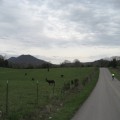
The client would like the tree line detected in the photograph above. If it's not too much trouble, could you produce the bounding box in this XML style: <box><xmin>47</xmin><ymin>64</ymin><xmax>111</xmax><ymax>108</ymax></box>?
<box><xmin>0</xmin><ymin>55</ymin><xmax>120</xmax><ymax>69</ymax></box>
<box><xmin>0</xmin><ymin>56</ymin><xmax>8</xmax><ymax>67</ymax></box>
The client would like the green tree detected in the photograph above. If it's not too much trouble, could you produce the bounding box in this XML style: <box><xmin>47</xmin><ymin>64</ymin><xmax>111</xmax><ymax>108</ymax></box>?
<box><xmin>0</xmin><ymin>55</ymin><xmax>8</xmax><ymax>67</ymax></box>
<box><xmin>73</xmin><ymin>59</ymin><xmax>81</xmax><ymax>67</ymax></box>
<box><xmin>110</xmin><ymin>58</ymin><xmax>117</xmax><ymax>68</ymax></box>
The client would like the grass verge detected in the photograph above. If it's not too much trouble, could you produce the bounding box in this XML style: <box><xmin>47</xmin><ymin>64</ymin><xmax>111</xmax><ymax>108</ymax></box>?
<box><xmin>109</xmin><ymin>68</ymin><xmax>120</xmax><ymax>80</ymax></box>
<box><xmin>50</xmin><ymin>68</ymin><xmax>99</xmax><ymax>120</ymax></box>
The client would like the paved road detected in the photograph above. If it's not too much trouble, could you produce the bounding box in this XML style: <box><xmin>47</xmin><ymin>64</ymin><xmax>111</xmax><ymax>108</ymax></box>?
<box><xmin>71</xmin><ymin>68</ymin><xmax>120</xmax><ymax>120</ymax></box>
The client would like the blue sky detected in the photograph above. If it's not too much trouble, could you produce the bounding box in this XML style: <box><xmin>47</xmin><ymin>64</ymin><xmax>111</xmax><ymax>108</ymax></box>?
<box><xmin>0</xmin><ymin>0</ymin><xmax>120</xmax><ymax>63</ymax></box>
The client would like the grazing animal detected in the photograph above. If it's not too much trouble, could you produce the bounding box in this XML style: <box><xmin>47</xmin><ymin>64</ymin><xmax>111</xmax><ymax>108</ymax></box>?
<box><xmin>46</xmin><ymin>78</ymin><xmax>55</xmax><ymax>86</ymax></box>
<box><xmin>32</xmin><ymin>78</ymin><xmax>35</xmax><ymax>81</ymax></box>
<box><xmin>25</xmin><ymin>73</ymin><xmax>27</xmax><ymax>76</ymax></box>
<box><xmin>61</xmin><ymin>74</ymin><xmax>64</xmax><ymax>78</ymax></box>
<box><xmin>71</xmin><ymin>80</ymin><xmax>74</xmax><ymax>85</ymax></box>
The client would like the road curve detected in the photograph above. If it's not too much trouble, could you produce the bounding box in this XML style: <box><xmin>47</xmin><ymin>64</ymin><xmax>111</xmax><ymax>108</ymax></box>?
<box><xmin>71</xmin><ymin>68</ymin><xmax>120</xmax><ymax>120</ymax></box>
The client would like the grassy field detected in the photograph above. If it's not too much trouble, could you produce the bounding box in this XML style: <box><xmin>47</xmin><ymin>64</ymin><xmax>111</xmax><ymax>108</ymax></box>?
<box><xmin>51</xmin><ymin>68</ymin><xmax>99</xmax><ymax>120</ymax></box>
<box><xmin>0</xmin><ymin>67</ymin><xmax>98</xmax><ymax>120</ymax></box>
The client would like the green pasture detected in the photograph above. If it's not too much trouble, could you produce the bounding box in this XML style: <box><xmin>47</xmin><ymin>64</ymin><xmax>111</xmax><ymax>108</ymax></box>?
<box><xmin>0</xmin><ymin>67</ymin><xmax>95</xmax><ymax>119</ymax></box>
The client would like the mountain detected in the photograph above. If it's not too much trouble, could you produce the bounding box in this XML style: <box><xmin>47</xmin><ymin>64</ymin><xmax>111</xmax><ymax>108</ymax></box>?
<box><xmin>8</xmin><ymin>55</ymin><xmax>50</xmax><ymax>68</ymax></box>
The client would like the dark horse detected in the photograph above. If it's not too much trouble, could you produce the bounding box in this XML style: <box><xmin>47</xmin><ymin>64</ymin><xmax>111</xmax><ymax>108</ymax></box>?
<box><xmin>46</xmin><ymin>78</ymin><xmax>55</xmax><ymax>86</ymax></box>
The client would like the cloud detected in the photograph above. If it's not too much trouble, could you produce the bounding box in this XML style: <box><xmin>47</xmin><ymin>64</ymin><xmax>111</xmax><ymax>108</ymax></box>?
<box><xmin>0</xmin><ymin>0</ymin><xmax>120</xmax><ymax>63</ymax></box>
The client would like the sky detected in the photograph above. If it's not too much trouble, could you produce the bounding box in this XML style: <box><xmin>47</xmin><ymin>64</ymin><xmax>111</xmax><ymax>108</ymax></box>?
<box><xmin>0</xmin><ymin>0</ymin><xmax>120</xmax><ymax>64</ymax></box>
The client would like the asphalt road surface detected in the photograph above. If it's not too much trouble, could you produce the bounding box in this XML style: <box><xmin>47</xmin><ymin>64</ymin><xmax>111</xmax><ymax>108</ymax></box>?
<box><xmin>71</xmin><ymin>68</ymin><xmax>120</xmax><ymax>120</ymax></box>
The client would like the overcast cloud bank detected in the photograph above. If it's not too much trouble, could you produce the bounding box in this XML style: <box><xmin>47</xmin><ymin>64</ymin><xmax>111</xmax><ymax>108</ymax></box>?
<box><xmin>0</xmin><ymin>0</ymin><xmax>120</xmax><ymax>63</ymax></box>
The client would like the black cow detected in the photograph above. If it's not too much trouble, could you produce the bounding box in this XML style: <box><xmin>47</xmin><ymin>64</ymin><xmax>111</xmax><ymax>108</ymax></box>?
<box><xmin>46</xmin><ymin>78</ymin><xmax>55</xmax><ymax>86</ymax></box>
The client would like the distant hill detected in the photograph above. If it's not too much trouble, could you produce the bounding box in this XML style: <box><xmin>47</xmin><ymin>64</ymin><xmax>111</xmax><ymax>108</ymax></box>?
<box><xmin>8</xmin><ymin>55</ymin><xmax>50</xmax><ymax>68</ymax></box>
<box><xmin>7</xmin><ymin>54</ymin><xmax>120</xmax><ymax>68</ymax></box>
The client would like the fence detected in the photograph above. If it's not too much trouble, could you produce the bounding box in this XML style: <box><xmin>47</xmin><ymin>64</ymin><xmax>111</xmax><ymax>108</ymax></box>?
<box><xmin>0</xmin><ymin>67</ymin><xmax>98</xmax><ymax>120</ymax></box>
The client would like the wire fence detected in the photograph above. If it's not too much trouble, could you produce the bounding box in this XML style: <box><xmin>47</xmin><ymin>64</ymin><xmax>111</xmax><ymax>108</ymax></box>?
<box><xmin>0</xmin><ymin>68</ymin><xmax>98</xmax><ymax>120</ymax></box>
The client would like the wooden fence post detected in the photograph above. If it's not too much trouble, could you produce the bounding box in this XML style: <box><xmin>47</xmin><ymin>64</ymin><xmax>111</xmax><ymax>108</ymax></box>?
<box><xmin>6</xmin><ymin>80</ymin><xmax>9</xmax><ymax>116</ymax></box>
<box><xmin>53</xmin><ymin>85</ymin><xmax>55</xmax><ymax>95</ymax></box>
<box><xmin>36</xmin><ymin>80</ymin><xmax>39</xmax><ymax>106</ymax></box>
